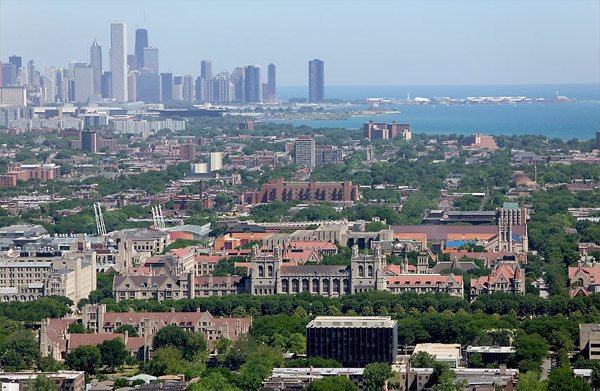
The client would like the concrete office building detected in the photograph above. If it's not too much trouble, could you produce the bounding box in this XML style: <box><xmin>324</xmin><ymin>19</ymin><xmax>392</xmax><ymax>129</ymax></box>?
<box><xmin>160</xmin><ymin>73</ymin><xmax>173</xmax><ymax>102</ymax></box>
<box><xmin>244</xmin><ymin>65</ymin><xmax>261</xmax><ymax>103</ymax></box>
<box><xmin>201</xmin><ymin>60</ymin><xmax>212</xmax><ymax>80</ymax></box>
<box><xmin>309</xmin><ymin>59</ymin><xmax>324</xmax><ymax>102</ymax></box>
<box><xmin>138</xmin><ymin>73</ymin><xmax>161</xmax><ymax>103</ymax></box>
<box><xmin>81</xmin><ymin>130</ymin><xmax>97</xmax><ymax>153</ymax></box>
<box><xmin>73</xmin><ymin>65</ymin><xmax>94</xmax><ymax>103</ymax></box>
<box><xmin>0</xmin><ymin>86</ymin><xmax>26</xmax><ymax>106</ymax></box>
<box><xmin>143</xmin><ymin>47</ymin><xmax>159</xmax><ymax>74</ymax></box>
<box><xmin>135</xmin><ymin>28</ymin><xmax>148</xmax><ymax>70</ymax></box>
<box><xmin>208</xmin><ymin>152</ymin><xmax>223</xmax><ymax>172</ymax></box>
<box><xmin>580</xmin><ymin>324</ymin><xmax>600</xmax><ymax>359</ymax></box>
<box><xmin>2</xmin><ymin>63</ymin><xmax>17</xmax><ymax>86</ymax></box>
<box><xmin>266</xmin><ymin>63</ymin><xmax>277</xmax><ymax>103</ymax></box>
<box><xmin>173</xmin><ymin>76</ymin><xmax>183</xmax><ymax>101</ymax></box>
<box><xmin>295</xmin><ymin>135</ymin><xmax>316</xmax><ymax>168</ymax></box>
<box><xmin>90</xmin><ymin>40</ymin><xmax>102</xmax><ymax>97</ymax></box>
<box><xmin>183</xmin><ymin>74</ymin><xmax>194</xmax><ymax>102</ymax></box>
<box><xmin>232</xmin><ymin>66</ymin><xmax>245</xmax><ymax>102</ymax></box>
<box><xmin>101</xmin><ymin>71</ymin><xmax>112</xmax><ymax>99</ymax></box>
<box><xmin>306</xmin><ymin>316</ymin><xmax>398</xmax><ymax>367</ymax></box>
<box><xmin>110</xmin><ymin>22</ymin><xmax>128</xmax><ymax>102</ymax></box>
<box><xmin>127</xmin><ymin>71</ymin><xmax>138</xmax><ymax>102</ymax></box>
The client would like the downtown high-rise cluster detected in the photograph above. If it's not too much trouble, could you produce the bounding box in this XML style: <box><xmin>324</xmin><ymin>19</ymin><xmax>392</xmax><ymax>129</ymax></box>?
<box><xmin>0</xmin><ymin>22</ymin><xmax>326</xmax><ymax>105</ymax></box>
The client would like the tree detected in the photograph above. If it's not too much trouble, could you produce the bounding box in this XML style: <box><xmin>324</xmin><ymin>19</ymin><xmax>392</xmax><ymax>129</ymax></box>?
<box><xmin>113</xmin><ymin>378</ymin><xmax>130</xmax><ymax>389</ymax></box>
<box><xmin>215</xmin><ymin>338</ymin><xmax>232</xmax><ymax>362</ymax></box>
<box><xmin>547</xmin><ymin>367</ymin><xmax>590</xmax><ymax>391</ymax></box>
<box><xmin>306</xmin><ymin>376</ymin><xmax>360</xmax><ymax>391</ymax></box>
<box><xmin>188</xmin><ymin>372</ymin><xmax>239</xmax><ymax>391</ymax></box>
<box><xmin>65</xmin><ymin>345</ymin><xmax>101</xmax><ymax>375</ymax></box>
<box><xmin>152</xmin><ymin>325</ymin><xmax>187</xmax><ymax>351</ymax></box>
<box><xmin>27</xmin><ymin>375</ymin><xmax>58</xmax><ymax>391</ymax></box>
<box><xmin>147</xmin><ymin>347</ymin><xmax>186</xmax><ymax>377</ymax></box>
<box><xmin>592</xmin><ymin>367</ymin><xmax>600</xmax><ymax>391</ymax></box>
<box><xmin>410</xmin><ymin>351</ymin><xmax>437</xmax><ymax>368</ymax></box>
<box><xmin>99</xmin><ymin>338</ymin><xmax>128</xmax><ymax>371</ymax></box>
<box><xmin>36</xmin><ymin>356</ymin><xmax>62</xmax><ymax>372</ymax></box>
<box><xmin>363</xmin><ymin>363</ymin><xmax>392</xmax><ymax>391</ymax></box>
<box><xmin>226</xmin><ymin>334</ymin><xmax>259</xmax><ymax>368</ymax></box>
<box><xmin>3</xmin><ymin>330</ymin><xmax>41</xmax><ymax>369</ymax></box>
<box><xmin>517</xmin><ymin>371</ymin><xmax>547</xmax><ymax>391</ymax></box>
<box><xmin>113</xmin><ymin>324</ymin><xmax>138</xmax><ymax>337</ymax></box>
<box><xmin>67</xmin><ymin>322</ymin><xmax>91</xmax><ymax>334</ymax></box>
<box><xmin>509</xmin><ymin>333</ymin><xmax>549</xmax><ymax>373</ymax></box>
<box><xmin>468</xmin><ymin>353</ymin><xmax>484</xmax><ymax>368</ymax></box>
<box><xmin>184</xmin><ymin>332</ymin><xmax>208</xmax><ymax>362</ymax></box>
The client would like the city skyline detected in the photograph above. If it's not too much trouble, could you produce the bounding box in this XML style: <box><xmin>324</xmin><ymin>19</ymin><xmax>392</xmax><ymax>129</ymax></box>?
<box><xmin>0</xmin><ymin>0</ymin><xmax>598</xmax><ymax>86</ymax></box>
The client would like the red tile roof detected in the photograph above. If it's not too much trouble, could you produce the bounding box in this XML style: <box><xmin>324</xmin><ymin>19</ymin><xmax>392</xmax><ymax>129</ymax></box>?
<box><xmin>69</xmin><ymin>333</ymin><xmax>124</xmax><ymax>350</ymax></box>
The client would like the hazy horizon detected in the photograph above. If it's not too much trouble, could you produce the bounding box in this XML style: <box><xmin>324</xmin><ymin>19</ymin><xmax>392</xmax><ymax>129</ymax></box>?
<box><xmin>1</xmin><ymin>0</ymin><xmax>599</xmax><ymax>86</ymax></box>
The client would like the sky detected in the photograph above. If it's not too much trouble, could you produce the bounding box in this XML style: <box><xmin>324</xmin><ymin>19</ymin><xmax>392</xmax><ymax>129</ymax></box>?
<box><xmin>1</xmin><ymin>0</ymin><xmax>599</xmax><ymax>86</ymax></box>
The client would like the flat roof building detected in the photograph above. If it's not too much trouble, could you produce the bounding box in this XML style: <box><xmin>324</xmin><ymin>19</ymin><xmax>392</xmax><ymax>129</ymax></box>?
<box><xmin>306</xmin><ymin>316</ymin><xmax>398</xmax><ymax>367</ymax></box>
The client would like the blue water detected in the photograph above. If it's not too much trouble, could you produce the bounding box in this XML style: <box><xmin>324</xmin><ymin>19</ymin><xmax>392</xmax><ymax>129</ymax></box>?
<box><xmin>270</xmin><ymin>84</ymin><xmax>600</xmax><ymax>139</ymax></box>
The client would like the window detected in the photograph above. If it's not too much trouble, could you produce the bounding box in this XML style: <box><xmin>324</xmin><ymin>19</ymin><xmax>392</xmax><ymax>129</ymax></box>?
<box><xmin>368</xmin><ymin>265</ymin><xmax>373</xmax><ymax>277</ymax></box>
<box><xmin>358</xmin><ymin>265</ymin><xmax>364</xmax><ymax>277</ymax></box>
<box><xmin>258</xmin><ymin>265</ymin><xmax>264</xmax><ymax>277</ymax></box>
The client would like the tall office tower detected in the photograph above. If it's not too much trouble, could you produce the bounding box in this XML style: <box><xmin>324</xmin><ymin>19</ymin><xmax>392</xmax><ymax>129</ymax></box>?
<box><xmin>267</xmin><ymin>63</ymin><xmax>276</xmax><ymax>103</ymax></box>
<box><xmin>73</xmin><ymin>65</ymin><xmax>94</xmax><ymax>103</ymax></box>
<box><xmin>127</xmin><ymin>71</ymin><xmax>138</xmax><ymax>102</ymax></box>
<box><xmin>138</xmin><ymin>72</ymin><xmax>161</xmax><ymax>103</ymax></box>
<box><xmin>2</xmin><ymin>63</ymin><xmax>17</xmax><ymax>85</ymax></box>
<box><xmin>27</xmin><ymin>60</ymin><xmax>36</xmax><ymax>86</ymax></box>
<box><xmin>0</xmin><ymin>61</ymin><xmax>3</xmax><ymax>86</ymax></box>
<box><xmin>160</xmin><ymin>73</ymin><xmax>172</xmax><ymax>102</ymax></box>
<box><xmin>101</xmin><ymin>71</ymin><xmax>112</xmax><ymax>99</ymax></box>
<box><xmin>232</xmin><ymin>66</ymin><xmax>245</xmax><ymax>102</ymax></box>
<box><xmin>143</xmin><ymin>47</ymin><xmax>159</xmax><ymax>74</ymax></box>
<box><xmin>82</xmin><ymin>131</ymin><xmax>98</xmax><ymax>153</ymax></box>
<box><xmin>90</xmin><ymin>39</ymin><xmax>102</xmax><ymax>97</ymax></box>
<box><xmin>182</xmin><ymin>75</ymin><xmax>194</xmax><ymax>102</ymax></box>
<box><xmin>309</xmin><ymin>59</ymin><xmax>324</xmax><ymax>102</ymax></box>
<box><xmin>243</xmin><ymin>65</ymin><xmax>261</xmax><ymax>103</ymax></box>
<box><xmin>110</xmin><ymin>22</ymin><xmax>128</xmax><ymax>102</ymax></box>
<box><xmin>127</xmin><ymin>54</ymin><xmax>137</xmax><ymax>72</ymax></box>
<box><xmin>208</xmin><ymin>152</ymin><xmax>222</xmax><ymax>172</ymax></box>
<box><xmin>8</xmin><ymin>56</ymin><xmax>21</xmax><ymax>68</ymax></box>
<box><xmin>294</xmin><ymin>135</ymin><xmax>316</xmax><ymax>168</ymax></box>
<box><xmin>195</xmin><ymin>77</ymin><xmax>206</xmax><ymax>102</ymax></box>
<box><xmin>134</xmin><ymin>28</ymin><xmax>148</xmax><ymax>70</ymax></box>
<box><xmin>173</xmin><ymin>76</ymin><xmax>183</xmax><ymax>101</ymax></box>
<box><xmin>201</xmin><ymin>60</ymin><xmax>212</xmax><ymax>80</ymax></box>
<box><xmin>41</xmin><ymin>69</ymin><xmax>55</xmax><ymax>103</ymax></box>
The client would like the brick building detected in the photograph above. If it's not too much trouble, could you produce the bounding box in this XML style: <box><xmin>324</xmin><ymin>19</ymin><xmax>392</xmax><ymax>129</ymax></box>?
<box><xmin>363</xmin><ymin>121</ymin><xmax>411</xmax><ymax>141</ymax></box>
<box><xmin>243</xmin><ymin>177</ymin><xmax>359</xmax><ymax>204</ymax></box>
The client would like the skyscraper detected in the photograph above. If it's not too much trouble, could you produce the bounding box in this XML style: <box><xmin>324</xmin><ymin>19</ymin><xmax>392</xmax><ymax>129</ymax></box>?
<box><xmin>143</xmin><ymin>47</ymin><xmax>159</xmax><ymax>74</ymax></box>
<box><xmin>110</xmin><ymin>22</ymin><xmax>127</xmax><ymax>102</ymax></box>
<box><xmin>160</xmin><ymin>73</ymin><xmax>173</xmax><ymax>102</ymax></box>
<box><xmin>74</xmin><ymin>65</ymin><xmax>94</xmax><ymax>103</ymax></box>
<box><xmin>81</xmin><ymin>131</ymin><xmax>98</xmax><ymax>153</ymax></box>
<box><xmin>135</xmin><ymin>28</ymin><xmax>148</xmax><ymax>70</ymax></box>
<box><xmin>267</xmin><ymin>63</ymin><xmax>276</xmax><ymax>103</ymax></box>
<box><xmin>8</xmin><ymin>56</ymin><xmax>21</xmax><ymax>68</ymax></box>
<box><xmin>294</xmin><ymin>135</ymin><xmax>316</xmax><ymax>168</ymax></box>
<box><xmin>232</xmin><ymin>66</ymin><xmax>245</xmax><ymax>102</ymax></box>
<box><xmin>173</xmin><ymin>76</ymin><xmax>183</xmax><ymax>101</ymax></box>
<box><xmin>309</xmin><ymin>59</ymin><xmax>324</xmax><ymax>102</ymax></box>
<box><xmin>244</xmin><ymin>65</ymin><xmax>261</xmax><ymax>103</ymax></box>
<box><xmin>183</xmin><ymin>74</ymin><xmax>194</xmax><ymax>102</ymax></box>
<box><xmin>27</xmin><ymin>60</ymin><xmax>36</xmax><ymax>86</ymax></box>
<box><xmin>201</xmin><ymin>60</ymin><xmax>212</xmax><ymax>80</ymax></box>
<box><xmin>90</xmin><ymin>39</ymin><xmax>102</xmax><ymax>97</ymax></box>
<box><xmin>138</xmin><ymin>72</ymin><xmax>161</xmax><ymax>103</ymax></box>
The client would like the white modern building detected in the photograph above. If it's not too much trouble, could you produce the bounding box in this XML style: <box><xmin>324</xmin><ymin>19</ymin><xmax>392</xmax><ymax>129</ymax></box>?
<box><xmin>73</xmin><ymin>66</ymin><xmax>94</xmax><ymax>103</ymax></box>
<box><xmin>110</xmin><ymin>22</ymin><xmax>128</xmax><ymax>102</ymax></box>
